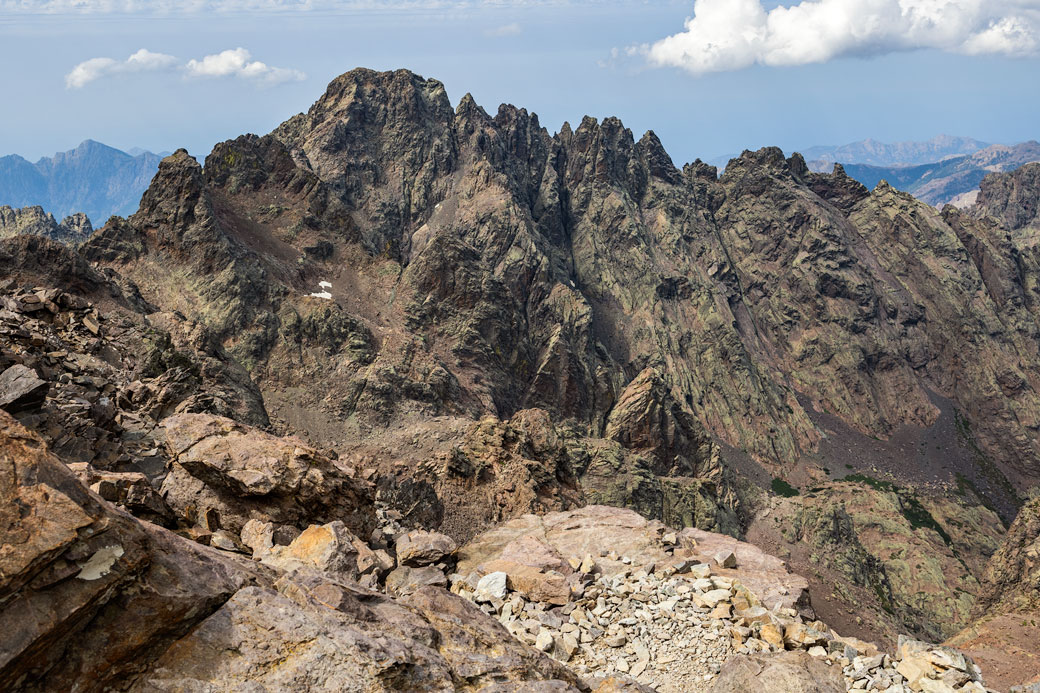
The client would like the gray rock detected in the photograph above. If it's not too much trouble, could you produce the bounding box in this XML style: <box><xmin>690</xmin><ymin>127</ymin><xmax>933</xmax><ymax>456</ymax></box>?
<box><xmin>0</xmin><ymin>364</ymin><xmax>48</xmax><ymax>413</ymax></box>
<box><xmin>709</xmin><ymin>651</ymin><xmax>846</xmax><ymax>692</ymax></box>
<box><xmin>386</xmin><ymin>565</ymin><xmax>448</xmax><ymax>596</ymax></box>
<box><xmin>477</xmin><ymin>571</ymin><xmax>509</xmax><ymax>601</ymax></box>
<box><xmin>713</xmin><ymin>550</ymin><xmax>737</xmax><ymax>569</ymax></box>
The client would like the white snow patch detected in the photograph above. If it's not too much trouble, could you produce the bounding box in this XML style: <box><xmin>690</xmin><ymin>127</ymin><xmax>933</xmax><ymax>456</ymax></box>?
<box><xmin>76</xmin><ymin>545</ymin><xmax>124</xmax><ymax>580</ymax></box>
<box><xmin>309</xmin><ymin>291</ymin><xmax>333</xmax><ymax>300</ymax></box>
<box><xmin>319</xmin><ymin>280</ymin><xmax>332</xmax><ymax>289</ymax></box>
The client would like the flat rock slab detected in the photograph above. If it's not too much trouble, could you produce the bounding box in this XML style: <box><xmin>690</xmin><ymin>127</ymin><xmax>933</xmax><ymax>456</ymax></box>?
<box><xmin>457</xmin><ymin>505</ymin><xmax>811</xmax><ymax>613</ymax></box>
<box><xmin>708</xmin><ymin>651</ymin><xmax>846</xmax><ymax>693</ymax></box>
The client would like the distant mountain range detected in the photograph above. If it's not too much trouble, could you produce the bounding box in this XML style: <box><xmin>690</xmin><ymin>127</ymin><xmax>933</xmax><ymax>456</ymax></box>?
<box><xmin>800</xmin><ymin>135</ymin><xmax>991</xmax><ymax>168</ymax></box>
<box><xmin>808</xmin><ymin>141</ymin><xmax>1040</xmax><ymax>207</ymax></box>
<box><xmin>0</xmin><ymin>140</ymin><xmax>166</xmax><ymax>227</ymax></box>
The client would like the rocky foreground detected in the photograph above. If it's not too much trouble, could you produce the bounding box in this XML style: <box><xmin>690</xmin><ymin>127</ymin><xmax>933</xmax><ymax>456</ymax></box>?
<box><xmin>0</xmin><ymin>406</ymin><xmax>1009</xmax><ymax>692</ymax></box>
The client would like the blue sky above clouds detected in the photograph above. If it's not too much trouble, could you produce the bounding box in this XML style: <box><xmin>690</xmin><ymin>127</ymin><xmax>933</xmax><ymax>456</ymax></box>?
<box><xmin>1</xmin><ymin>0</ymin><xmax>1038</xmax><ymax>165</ymax></box>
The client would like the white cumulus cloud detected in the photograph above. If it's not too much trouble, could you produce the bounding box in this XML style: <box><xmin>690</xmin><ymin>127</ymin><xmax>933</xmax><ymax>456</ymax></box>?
<box><xmin>185</xmin><ymin>48</ymin><xmax>306</xmax><ymax>85</ymax></box>
<box><xmin>65</xmin><ymin>47</ymin><xmax>305</xmax><ymax>89</ymax></box>
<box><xmin>65</xmin><ymin>49</ymin><xmax>177</xmax><ymax>88</ymax></box>
<box><xmin>643</xmin><ymin>0</ymin><xmax>1040</xmax><ymax>75</ymax></box>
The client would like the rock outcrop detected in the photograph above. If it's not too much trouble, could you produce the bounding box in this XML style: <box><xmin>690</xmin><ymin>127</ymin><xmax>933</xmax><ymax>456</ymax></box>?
<box><xmin>0</xmin><ymin>409</ymin><xmax>597</xmax><ymax>692</ymax></box>
<box><xmin>947</xmin><ymin>494</ymin><xmax>1040</xmax><ymax>691</ymax></box>
<box><xmin>708</xmin><ymin>651</ymin><xmax>846</xmax><ymax>693</ymax></box>
<box><xmin>160</xmin><ymin>413</ymin><xmax>375</xmax><ymax>539</ymax></box>
<box><xmin>973</xmin><ymin>162</ymin><xmax>1040</xmax><ymax>232</ymax></box>
<box><xmin>0</xmin><ymin>410</ymin><xmax>255</xmax><ymax>692</ymax></box>
<box><xmin>0</xmin><ymin>205</ymin><xmax>93</xmax><ymax>244</ymax></box>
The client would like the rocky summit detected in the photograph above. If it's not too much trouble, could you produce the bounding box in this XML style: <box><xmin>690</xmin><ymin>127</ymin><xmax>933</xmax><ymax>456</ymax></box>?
<box><xmin>2</xmin><ymin>67</ymin><xmax>1040</xmax><ymax>692</ymax></box>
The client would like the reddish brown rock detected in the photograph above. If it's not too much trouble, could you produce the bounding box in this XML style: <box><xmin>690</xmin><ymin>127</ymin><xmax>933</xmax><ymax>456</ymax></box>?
<box><xmin>160</xmin><ymin>413</ymin><xmax>375</xmax><ymax>537</ymax></box>
<box><xmin>479</xmin><ymin>559</ymin><xmax>572</xmax><ymax>606</ymax></box>
<box><xmin>0</xmin><ymin>410</ymin><xmax>255</xmax><ymax>692</ymax></box>
<box><xmin>457</xmin><ymin>506</ymin><xmax>812</xmax><ymax>613</ymax></box>
<box><xmin>0</xmin><ymin>364</ymin><xmax>48</xmax><ymax>413</ymax></box>
<box><xmin>395</xmin><ymin>529</ymin><xmax>457</xmax><ymax>567</ymax></box>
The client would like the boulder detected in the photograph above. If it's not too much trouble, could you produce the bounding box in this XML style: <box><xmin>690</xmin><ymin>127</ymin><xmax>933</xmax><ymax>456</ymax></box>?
<box><xmin>385</xmin><ymin>565</ymin><xmax>449</xmax><ymax>596</ymax></box>
<box><xmin>69</xmin><ymin>464</ymin><xmax>175</xmax><ymax>527</ymax></box>
<box><xmin>500</xmin><ymin>534</ymin><xmax>568</xmax><ymax>573</ymax></box>
<box><xmin>160</xmin><ymin>413</ymin><xmax>375</xmax><ymax>537</ymax></box>
<box><xmin>476</xmin><ymin>571</ymin><xmax>509</xmax><ymax>601</ymax></box>
<box><xmin>480</xmin><ymin>559</ymin><xmax>571</xmax><ymax>605</ymax></box>
<box><xmin>259</xmin><ymin>521</ymin><xmax>360</xmax><ymax>580</ymax></box>
<box><xmin>708</xmin><ymin>651</ymin><xmax>846</xmax><ymax>692</ymax></box>
<box><xmin>395</xmin><ymin>529</ymin><xmax>457</xmax><ymax>567</ymax></box>
<box><xmin>0</xmin><ymin>410</ymin><xmax>255</xmax><ymax>691</ymax></box>
<box><xmin>0</xmin><ymin>364</ymin><xmax>48</xmax><ymax>413</ymax></box>
<box><xmin>713</xmin><ymin>550</ymin><xmax>737</xmax><ymax>569</ymax></box>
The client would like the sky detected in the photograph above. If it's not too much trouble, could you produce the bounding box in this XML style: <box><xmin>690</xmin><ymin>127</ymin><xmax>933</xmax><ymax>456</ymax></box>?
<box><xmin>1</xmin><ymin>0</ymin><xmax>1039</xmax><ymax>167</ymax></box>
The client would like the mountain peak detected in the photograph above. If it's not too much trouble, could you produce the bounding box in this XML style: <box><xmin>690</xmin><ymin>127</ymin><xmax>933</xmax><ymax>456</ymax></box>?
<box><xmin>0</xmin><ymin>140</ymin><xmax>165</xmax><ymax>224</ymax></box>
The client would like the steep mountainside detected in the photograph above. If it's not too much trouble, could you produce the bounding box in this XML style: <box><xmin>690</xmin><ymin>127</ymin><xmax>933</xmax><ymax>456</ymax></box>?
<box><xmin>0</xmin><ymin>140</ymin><xmax>163</xmax><ymax>227</ymax></box>
<box><xmin>6</xmin><ymin>68</ymin><xmax>1040</xmax><ymax>666</ymax></box>
<box><xmin>811</xmin><ymin>142</ymin><xmax>1040</xmax><ymax>207</ymax></box>
<box><xmin>973</xmin><ymin>162</ymin><xmax>1040</xmax><ymax>232</ymax></box>
<box><xmin>947</xmin><ymin>494</ymin><xmax>1040</xmax><ymax>691</ymax></box>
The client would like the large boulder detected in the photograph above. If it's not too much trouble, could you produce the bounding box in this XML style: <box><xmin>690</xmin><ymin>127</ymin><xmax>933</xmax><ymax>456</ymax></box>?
<box><xmin>132</xmin><ymin>578</ymin><xmax>584</xmax><ymax>692</ymax></box>
<box><xmin>160</xmin><ymin>413</ymin><xmax>375</xmax><ymax>537</ymax></box>
<box><xmin>0</xmin><ymin>364</ymin><xmax>48</xmax><ymax>413</ymax></box>
<box><xmin>395</xmin><ymin>529</ymin><xmax>457</xmax><ymax>567</ymax></box>
<box><xmin>0</xmin><ymin>410</ymin><xmax>256</xmax><ymax>692</ymax></box>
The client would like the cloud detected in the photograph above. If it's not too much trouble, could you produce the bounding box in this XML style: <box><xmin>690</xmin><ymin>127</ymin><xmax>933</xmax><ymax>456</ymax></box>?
<box><xmin>484</xmin><ymin>22</ymin><xmax>522</xmax><ymax>37</ymax></box>
<box><xmin>66</xmin><ymin>49</ymin><xmax>177</xmax><ymax>88</ymax></box>
<box><xmin>66</xmin><ymin>47</ymin><xmax>304</xmax><ymax>88</ymax></box>
<box><xmin>642</xmin><ymin>0</ymin><xmax>1040</xmax><ymax>75</ymax></box>
<box><xmin>185</xmin><ymin>48</ymin><xmax>306</xmax><ymax>85</ymax></box>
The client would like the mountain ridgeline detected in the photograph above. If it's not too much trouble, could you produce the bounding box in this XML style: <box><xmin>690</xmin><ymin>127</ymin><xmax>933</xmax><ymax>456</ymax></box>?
<box><xmin>80</xmin><ymin>69</ymin><xmax>1040</xmax><ymax>494</ymax></box>
<box><xmin>812</xmin><ymin>141</ymin><xmax>1040</xmax><ymax>207</ymax></box>
<box><xmin>5</xmin><ymin>68</ymin><xmax>1040</xmax><ymax>668</ymax></box>
<box><xmin>801</xmin><ymin>135</ymin><xmax>992</xmax><ymax>168</ymax></box>
<box><xmin>0</xmin><ymin>139</ymin><xmax>163</xmax><ymax>226</ymax></box>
